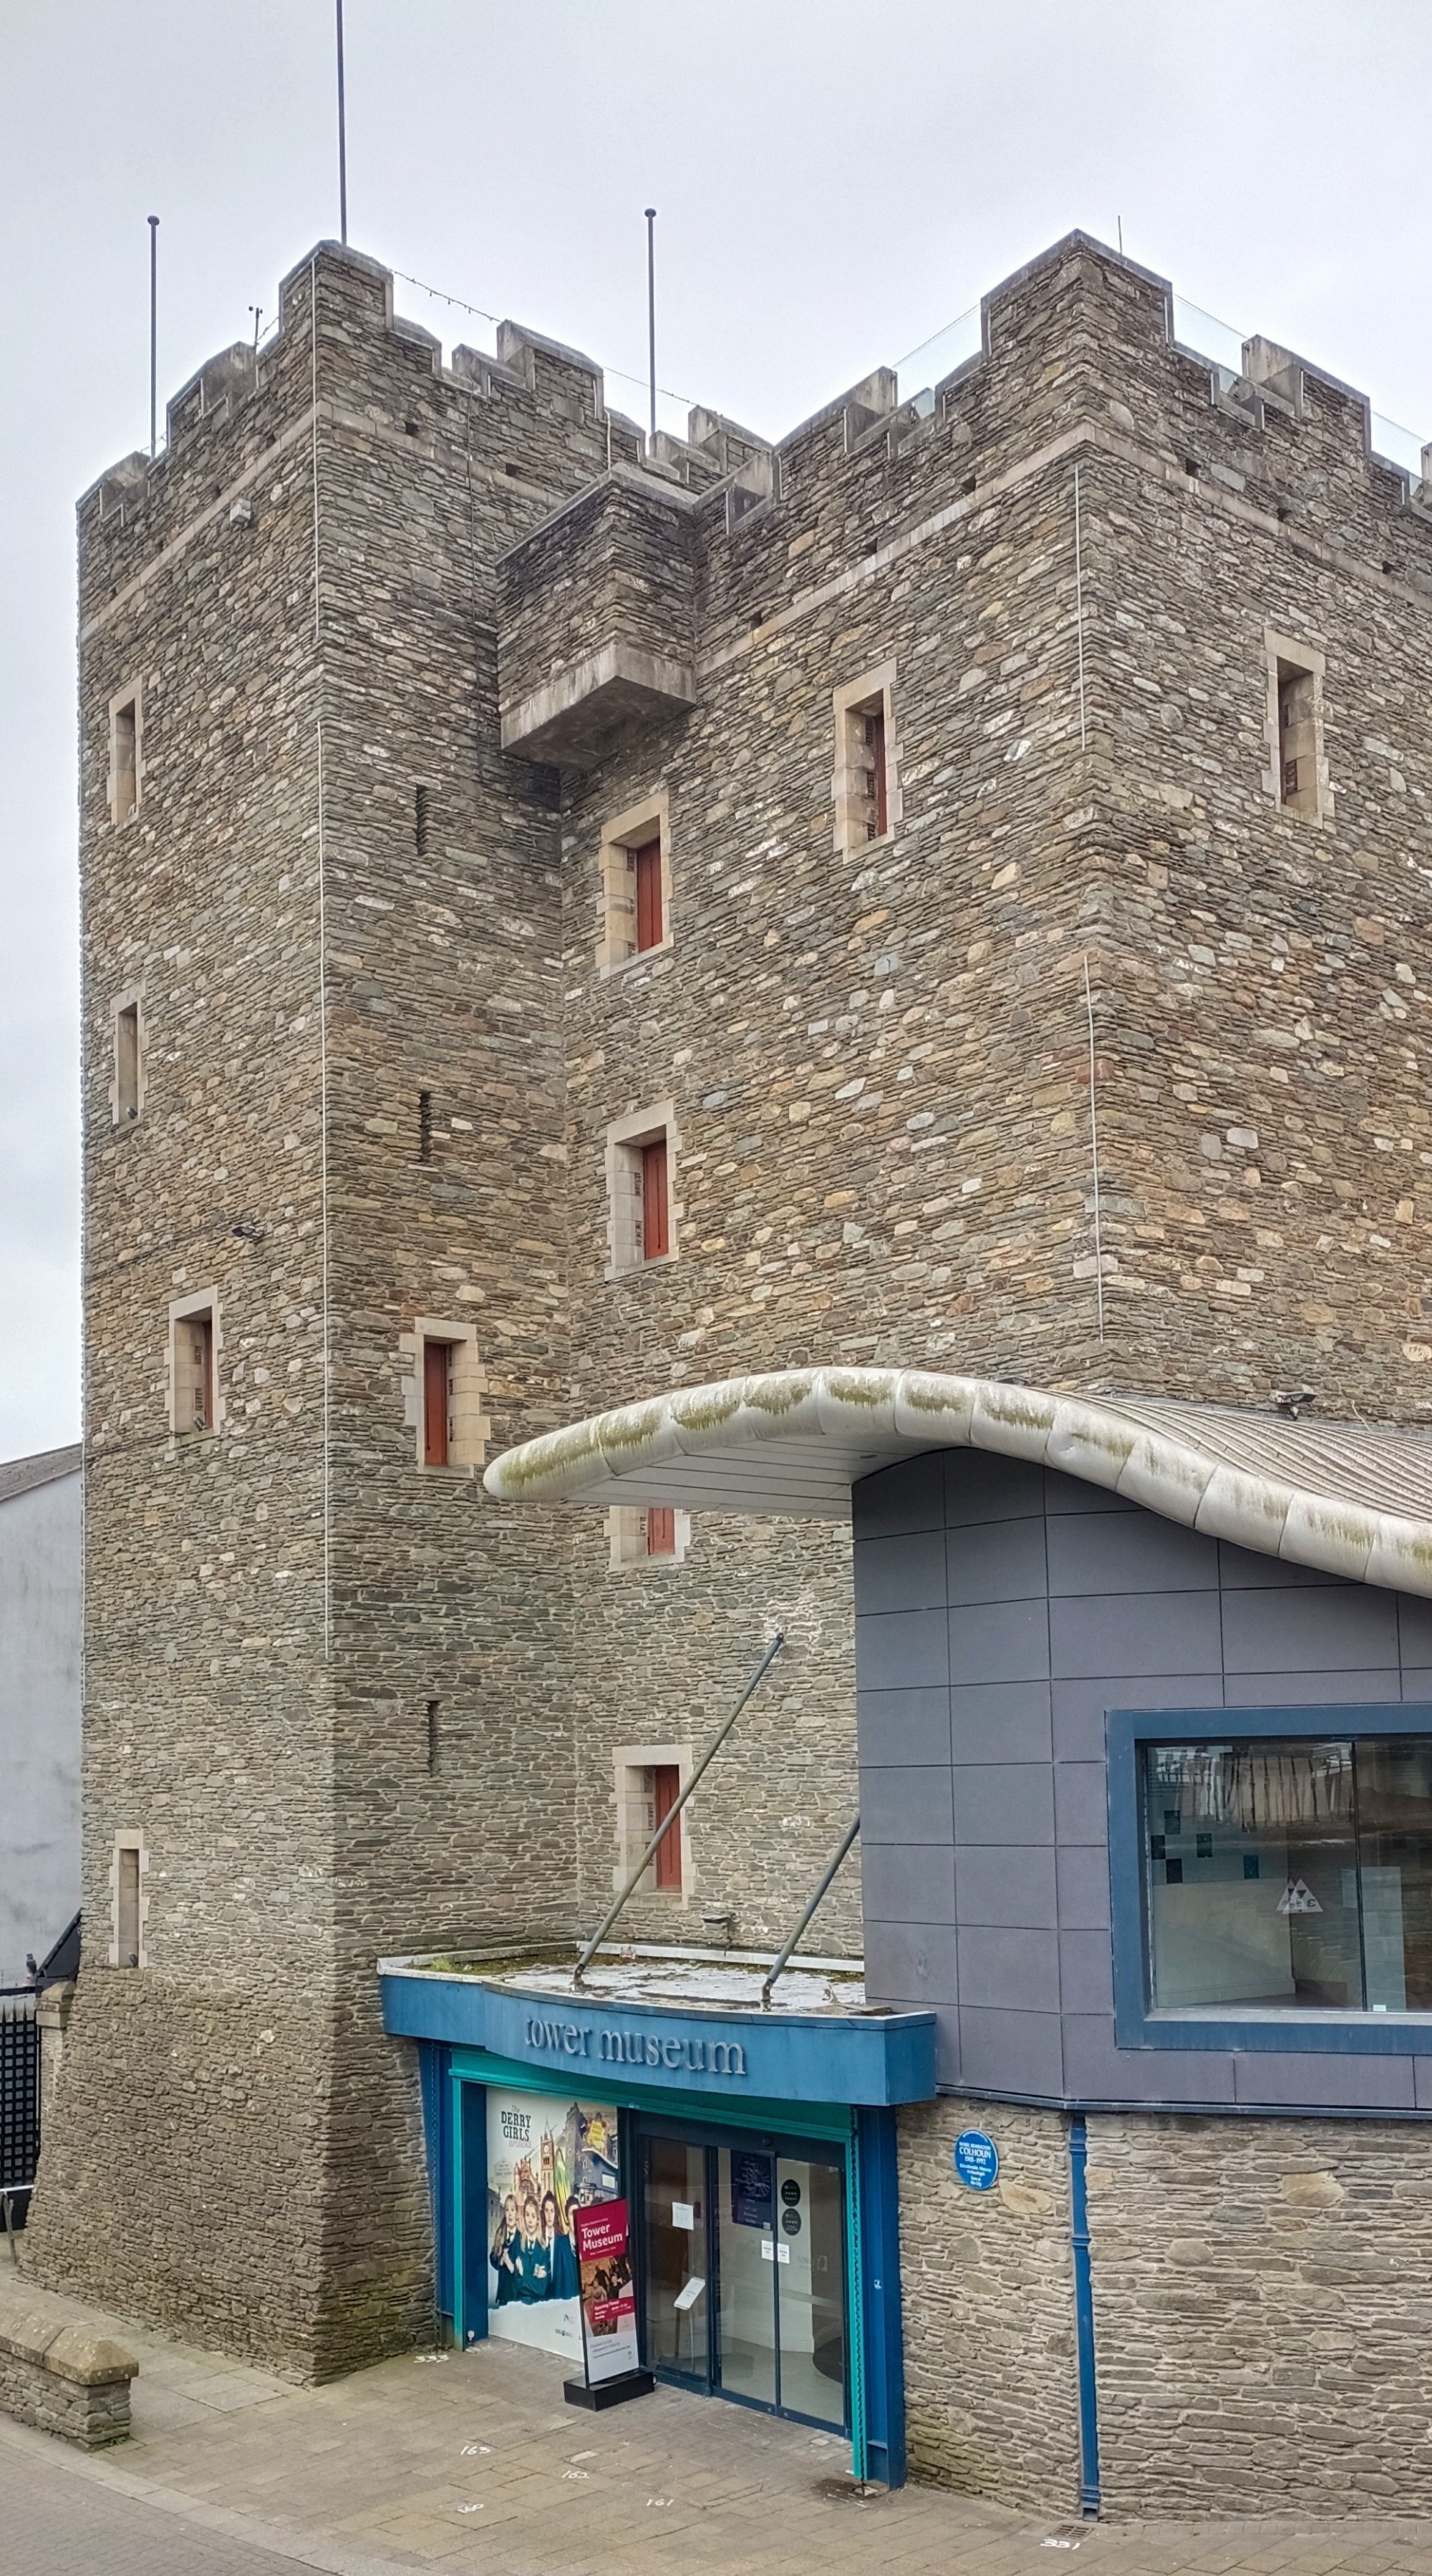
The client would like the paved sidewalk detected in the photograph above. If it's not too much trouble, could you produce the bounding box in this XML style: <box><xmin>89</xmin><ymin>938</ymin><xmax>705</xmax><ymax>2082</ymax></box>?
<box><xmin>5</xmin><ymin>2262</ymin><xmax>1432</xmax><ymax>2575</ymax></box>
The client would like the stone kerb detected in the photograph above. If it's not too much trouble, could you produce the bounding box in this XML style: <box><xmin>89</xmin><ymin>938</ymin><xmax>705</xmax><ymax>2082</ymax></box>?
<box><xmin>0</xmin><ymin>2303</ymin><xmax>137</xmax><ymax>2447</ymax></box>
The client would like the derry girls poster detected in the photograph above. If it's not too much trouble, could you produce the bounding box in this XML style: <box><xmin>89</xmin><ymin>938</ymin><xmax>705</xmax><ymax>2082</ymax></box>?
<box><xmin>485</xmin><ymin>2091</ymin><xmax>620</xmax><ymax>2362</ymax></box>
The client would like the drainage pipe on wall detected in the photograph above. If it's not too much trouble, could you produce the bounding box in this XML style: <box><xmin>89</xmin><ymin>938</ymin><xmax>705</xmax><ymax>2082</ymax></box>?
<box><xmin>1068</xmin><ymin>2114</ymin><xmax>1101</xmax><ymax>2517</ymax></box>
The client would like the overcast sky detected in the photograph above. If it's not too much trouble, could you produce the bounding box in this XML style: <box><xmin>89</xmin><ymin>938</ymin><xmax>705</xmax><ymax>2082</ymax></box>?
<box><xmin>1</xmin><ymin>0</ymin><xmax>1429</xmax><ymax>1462</ymax></box>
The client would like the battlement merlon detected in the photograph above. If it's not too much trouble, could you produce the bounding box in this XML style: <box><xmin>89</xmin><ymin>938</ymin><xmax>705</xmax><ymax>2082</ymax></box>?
<box><xmin>74</xmin><ymin>241</ymin><xmax>663</xmax><ymax>615</ymax></box>
<box><xmin>76</xmin><ymin>230</ymin><xmax>1432</xmax><ymax>631</ymax></box>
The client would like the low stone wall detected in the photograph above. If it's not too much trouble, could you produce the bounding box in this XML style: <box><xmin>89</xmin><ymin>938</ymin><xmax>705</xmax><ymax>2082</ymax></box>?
<box><xmin>0</xmin><ymin>2305</ymin><xmax>136</xmax><ymax>2446</ymax></box>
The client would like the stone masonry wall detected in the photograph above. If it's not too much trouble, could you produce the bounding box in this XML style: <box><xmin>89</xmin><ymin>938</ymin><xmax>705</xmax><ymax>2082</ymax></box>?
<box><xmin>1088</xmin><ymin>2110</ymin><xmax>1432</xmax><ymax>2517</ymax></box>
<box><xmin>556</xmin><ymin>230</ymin><xmax>1432</xmax><ymax>1429</ymax></box>
<box><xmin>897</xmin><ymin>2092</ymin><xmax>1081</xmax><ymax>2513</ymax></box>
<box><xmin>47</xmin><ymin>220</ymin><xmax>1432</xmax><ymax>2386</ymax></box>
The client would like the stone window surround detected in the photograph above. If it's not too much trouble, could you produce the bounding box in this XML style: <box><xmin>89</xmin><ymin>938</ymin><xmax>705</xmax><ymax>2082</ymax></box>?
<box><xmin>604</xmin><ymin>1100</ymin><xmax>679</xmax><ymax>1275</ymax></box>
<box><xmin>110</xmin><ymin>985</ymin><xmax>146</xmax><ymax>1127</ymax></box>
<box><xmin>107</xmin><ymin>678</ymin><xmax>144</xmax><ymax>828</ymax></box>
<box><xmin>167</xmin><ymin>1287</ymin><xmax>223</xmax><ymax>1439</ymax></box>
<box><xmin>608</xmin><ymin>1504</ymin><xmax>693</xmax><ymax>1569</ymax></box>
<box><xmin>831</xmin><ymin>661</ymin><xmax>902</xmax><ymax>858</ymax></box>
<box><xmin>1262</xmin><ymin>626</ymin><xmax>1333</xmax><ymax>825</ymax></box>
<box><xmin>398</xmin><ymin>1316</ymin><xmax>490</xmax><ymax>1474</ymax></box>
<box><xmin>596</xmin><ymin>789</ymin><xmax>672</xmax><ymax>978</ymax></box>
<box><xmin>108</xmin><ymin>1831</ymin><xmax>149</xmax><ymax>1970</ymax></box>
<box><xmin>611</xmin><ymin>1741</ymin><xmax>692</xmax><ymax>1898</ymax></box>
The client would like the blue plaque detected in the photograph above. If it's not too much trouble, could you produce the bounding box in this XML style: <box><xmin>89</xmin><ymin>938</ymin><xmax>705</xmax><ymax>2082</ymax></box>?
<box><xmin>953</xmin><ymin>2129</ymin><xmax>999</xmax><ymax>2192</ymax></box>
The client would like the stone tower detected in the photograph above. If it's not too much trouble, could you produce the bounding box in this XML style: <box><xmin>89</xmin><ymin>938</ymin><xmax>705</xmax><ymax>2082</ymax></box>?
<box><xmin>32</xmin><ymin>225</ymin><xmax>1432</xmax><ymax>2378</ymax></box>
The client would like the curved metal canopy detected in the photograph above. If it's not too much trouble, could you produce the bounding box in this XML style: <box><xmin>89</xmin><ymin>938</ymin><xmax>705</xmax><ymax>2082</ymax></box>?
<box><xmin>483</xmin><ymin>1366</ymin><xmax>1432</xmax><ymax>1599</ymax></box>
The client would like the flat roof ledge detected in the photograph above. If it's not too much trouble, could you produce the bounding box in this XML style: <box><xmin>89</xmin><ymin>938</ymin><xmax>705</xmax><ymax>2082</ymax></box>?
<box><xmin>379</xmin><ymin>1952</ymin><xmax>937</xmax><ymax>2107</ymax></box>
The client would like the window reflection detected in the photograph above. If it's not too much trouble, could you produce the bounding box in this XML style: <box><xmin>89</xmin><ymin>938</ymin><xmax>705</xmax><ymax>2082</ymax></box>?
<box><xmin>1143</xmin><ymin>1736</ymin><xmax>1432</xmax><ymax>2014</ymax></box>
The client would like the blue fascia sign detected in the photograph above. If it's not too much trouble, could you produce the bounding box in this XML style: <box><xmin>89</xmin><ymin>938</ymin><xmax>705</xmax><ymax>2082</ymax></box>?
<box><xmin>953</xmin><ymin>2129</ymin><xmax>999</xmax><ymax>2191</ymax></box>
<box><xmin>379</xmin><ymin>1963</ymin><xmax>937</xmax><ymax>2107</ymax></box>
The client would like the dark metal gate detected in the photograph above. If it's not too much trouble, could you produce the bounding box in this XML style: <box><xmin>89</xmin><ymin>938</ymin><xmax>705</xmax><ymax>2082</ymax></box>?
<box><xmin>0</xmin><ymin>1989</ymin><xmax>40</xmax><ymax>2234</ymax></box>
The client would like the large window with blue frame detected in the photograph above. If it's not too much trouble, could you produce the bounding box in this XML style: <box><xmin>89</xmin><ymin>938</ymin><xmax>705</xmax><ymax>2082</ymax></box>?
<box><xmin>1143</xmin><ymin>1734</ymin><xmax>1432</xmax><ymax>2013</ymax></box>
<box><xmin>1108</xmin><ymin>1705</ymin><xmax>1432</xmax><ymax>2051</ymax></box>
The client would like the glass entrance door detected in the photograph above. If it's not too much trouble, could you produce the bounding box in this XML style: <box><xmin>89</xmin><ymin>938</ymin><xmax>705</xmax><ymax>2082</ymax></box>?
<box><xmin>637</xmin><ymin>2125</ymin><xmax>848</xmax><ymax>2433</ymax></box>
<box><xmin>640</xmin><ymin>2134</ymin><xmax>712</xmax><ymax>2388</ymax></box>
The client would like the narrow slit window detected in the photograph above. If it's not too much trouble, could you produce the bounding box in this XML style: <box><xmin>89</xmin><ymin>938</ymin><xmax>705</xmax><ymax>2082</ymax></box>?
<box><xmin>652</xmin><ymin>1763</ymin><xmax>682</xmax><ymax>1891</ymax></box>
<box><xmin>423</xmin><ymin>1338</ymin><xmax>453</xmax><ymax>1467</ymax></box>
<box><xmin>634</xmin><ymin>837</ymin><xmax>664</xmax><ymax>953</ymax></box>
<box><xmin>864</xmin><ymin>705</ymin><xmax>889</xmax><ymax>839</ymax></box>
<box><xmin>641</xmin><ymin>1137</ymin><xmax>669</xmax><ymax>1260</ymax></box>
<box><xmin>112</xmin><ymin>694</ymin><xmax>139</xmax><ymax>823</ymax></box>
<box><xmin>646</xmin><ymin>1506</ymin><xmax>677</xmax><ymax>1557</ymax></box>
<box><xmin>115</xmin><ymin>1843</ymin><xmax>142</xmax><ymax>1968</ymax></box>
<box><xmin>415</xmin><ymin>784</ymin><xmax>430</xmax><ymax>855</ymax></box>
<box><xmin>115</xmin><ymin>1000</ymin><xmax>141</xmax><ymax>1123</ymax></box>
<box><xmin>833</xmin><ymin>671</ymin><xmax>898</xmax><ymax>855</ymax></box>
<box><xmin>174</xmin><ymin>1312</ymin><xmax>215</xmax><ymax>1434</ymax></box>
<box><xmin>1277</xmin><ymin>661</ymin><xmax>1317</xmax><ymax>817</ymax></box>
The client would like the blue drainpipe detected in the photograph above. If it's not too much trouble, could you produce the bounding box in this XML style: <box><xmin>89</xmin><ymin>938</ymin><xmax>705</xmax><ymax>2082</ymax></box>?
<box><xmin>1068</xmin><ymin>2114</ymin><xmax>1101</xmax><ymax>2517</ymax></box>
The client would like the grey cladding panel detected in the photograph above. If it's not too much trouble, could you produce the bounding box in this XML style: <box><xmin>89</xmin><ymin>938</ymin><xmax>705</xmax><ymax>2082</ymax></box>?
<box><xmin>1058</xmin><ymin>1928</ymin><xmax>1114</xmax><ymax>2015</ymax></box>
<box><xmin>856</xmin><ymin>1605</ymin><xmax>949</xmax><ymax>1691</ymax></box>
<box><xmin>954</xmin><ymin>1844</ymin><xmax>1058</xmax><ymax>1930</ymax></box>
<box><xmin>1060</xmin><ymin>2013</ymin><xmax>1236</xmax><ymax>2104</ymax></box>
<box><xmin>946</xmin><ymin>1515</ymin><xmax>1047</xmax><ymax>1605</ymax></box>
<box><xmin>957</xmin><ymin>2006</ymin><xmax>1064</xmax><ymax>2096</ymax></box>
<box><xmin>949</xmin><ymin>1679</ymin><xmax>1053</xmax><ymax>1765</ymax></box>
<box><xmin>853</xmin><ymin>1452</ymin><xmax>944</xmax><ymax>1539</ymax></box>
<box><xmin>957</xmin><ymin>1924</ymin><xmax>1061</xmax><ymax>2013</ymax></box>
<box><xmin>943</xmin><ymin>1449</ymin><xmax>1045</xmax><ymax>1527</ymax></box>
<box><xmin>1049</xmin><ymin>1589</ymin><xmax>1223</xmax><ymax>1680</ymax></box>
<box><xmin>1219</xmin><ymin>1583</ymin><xmax>1400</xmax><ymax>1676</ymax></box>
<box><xmin>861</xmin><ymin>1763</ymin><xmax>954</xmax><ymax>1849</ymax></box>
<box><xmin>862</xmin><ymin>1919</ymin><xmax>959</xmax><ymax>2008</ymax></box>
<box><xmin>949</xmin><ymin>1597</ymin><xmax>1050</xmax><ymax>1685</ymax></box>
<box><xmin>1045</xmin><ymin>1510</ymin><xmax>1217</xmax><ymax>1598</ymax></box>
<box><xmin>1222</xmin><ymin>1670</ymin><xmax>1402</xmax><ymax>1709</ymax></box>
<box><xmin>1052</xmin><ymin>1671</ymin><xmax>1224</xmax><ymax>1761</ymax></box>
<box><xmin>951</xmin><ymin>1761</ymin><xmax>1055</xmax><ymax>1846</ymax></box>
<box><xmin>854</xmin><ymin>1528</ymin><xmax>949</xmax><ymax>1615</ymax></box>
<box><xmin>861</xmin><ymin>1840</ymin><xmax>957</xmax><ymax>1926</ymax></box>
<box><xmin>857</xmin><ymin>1685</ymin><xmax>952</xmax><ymax>1766</ymax></box>
<box><xmin>1232</xmin><ymin>2051</ymin><xmax>1416</xmax><ymax>2111</ymax></box>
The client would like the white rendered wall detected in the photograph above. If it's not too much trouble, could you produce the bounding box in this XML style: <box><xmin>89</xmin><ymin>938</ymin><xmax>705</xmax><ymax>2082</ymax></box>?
<box><xmin>0</xmin><ymin>1472</ymin><xmax>80</xmax><ymax>1982</ymax></box>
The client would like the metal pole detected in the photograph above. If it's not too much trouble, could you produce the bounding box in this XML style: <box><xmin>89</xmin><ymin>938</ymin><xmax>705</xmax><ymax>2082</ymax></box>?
<box><xmin>644</xmin><ymin>207</ymin><xmax>657</xmax><ymax>443</ymax></box>
<box><xmin>147</xmin><ymin>216</ymin><xmax>159</xmax><ymax>457</ymax></box>
<box><xmin>336</xmin><ymin>0</ymin><xmax>349</xmax><ymax>246</ymax></box>
<box><xmin>574</xmin><ymin>1630</ymin><xmax>785</xmax><ymax>1986</ymax></box>
<box><xmin>760</xmin><ymin>1813</ymin><xmax>861</xmax><ymax>2007</ymax></box>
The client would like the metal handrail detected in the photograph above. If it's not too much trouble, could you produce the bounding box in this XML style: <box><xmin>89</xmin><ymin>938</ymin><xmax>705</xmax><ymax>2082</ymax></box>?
<box><xmin>573</xmin><ymin>1630</ymin><xmax>785</xmax><ymax>1988</ymax></box>
<box><xmin>760</xmin><ymin>1813</ymin><xmax>861</xmax><ymax>2007</ymax></box>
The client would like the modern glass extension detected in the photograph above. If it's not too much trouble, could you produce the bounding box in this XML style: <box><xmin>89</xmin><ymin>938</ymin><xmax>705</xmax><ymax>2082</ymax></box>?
<box><xmin>1143</xmin><ymin>1734</ymin><xmax>1432</xmax><ymax>2013</ymax></box>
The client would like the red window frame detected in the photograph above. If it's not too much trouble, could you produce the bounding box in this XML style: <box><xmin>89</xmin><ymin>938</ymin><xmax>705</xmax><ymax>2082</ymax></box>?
<box><xmin>652</xmin><ymin>1762</ymin><xmax>682</xmax><ymax>1890</ymax></box>
<box><xmin>423</xmin><ymin>1339</ymin><xmax>452</xmax><ymax>1467</ymax></box>
<box><xmin>646</xmin><ymin>1507</ymin><xmax>676</xmax><ymax>1557</ymax></box>
<box><xmin>633</xmin><ymin>837</ymin><xmax>664</xmax><ymax>953</ymax></box>
<box><xmin>641</xmin><ymin>1137</ymin><xmax>669</xmax><ymax>1260</ymax></box>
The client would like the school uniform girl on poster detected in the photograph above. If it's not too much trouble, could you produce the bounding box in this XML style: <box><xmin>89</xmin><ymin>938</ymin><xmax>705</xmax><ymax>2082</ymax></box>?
<box><xmin>542</xmin><ymin>2189</ymin><xmax>579</xmax><ymax>2300</ymax></box>
<box><xmin>490</xmin><ymin>2192</ymin><xmax>521</xmax><ymax>2306</ymax></box>
<box><xmin>512</xmin><ymin>2196</ymin><xmax>553</xmax><ymax>2302</ymax></box>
